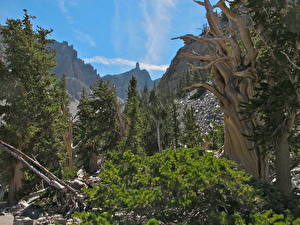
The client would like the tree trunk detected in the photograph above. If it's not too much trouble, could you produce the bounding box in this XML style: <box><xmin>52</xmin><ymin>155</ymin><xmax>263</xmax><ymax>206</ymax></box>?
<box><xmin>63</xmin><ymin>126</ymin><xmax>74</xmax><ymax>167</ymax></box>
<box><xmin>8</xmin><ymin>160</ymin><xmax>23</xmax><ymax>206</ymax></box>
<box><xmin>275</xmin><ymin>131</ymin><xmax>292</xmax><ymax>194</ymax></box>
<box><xmin>88</xmin><ymin>152</ymin><xmax>98</xmax><ymax>174</ymax></box>
<box><xmin>223</xmin><ymin>114</ymin><xmax>260</xmax><ymax>176</ymax></box>
<box><xmin>156</xmin><ymin>121</ymin><xmax>162</xmax><ymax>152</ymax></box>
<box><xmin>174</xmin><ymin>0</ymin><xmax>268</xmax><ymax>179</ymax></box>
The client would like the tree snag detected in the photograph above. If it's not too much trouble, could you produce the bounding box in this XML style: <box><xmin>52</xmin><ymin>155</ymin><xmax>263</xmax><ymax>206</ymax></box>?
<box><xmin>175</xmin><ymin>0</ymin><xmax>268</xmax><ymax>178</ymax></box>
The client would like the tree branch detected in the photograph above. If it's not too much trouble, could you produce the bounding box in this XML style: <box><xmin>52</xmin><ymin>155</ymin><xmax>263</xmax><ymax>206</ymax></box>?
<box><xmin>184</xmin><ymin>82</ymin><xmax>228</xmax><ymax>105</ymax></box>
<box><xmin>0</xmin><ymin>139</ymin><xmax>82</xmax><ymax>198</ymax></box>
<box><xmin>188</xmin><ymin>56</ymin><xmax>230</xmax><ymax>70</ymax></box>
<box><xmin>193</xmin><ymin>0</ymin><xmax>205</xmax><ymax>6</ymax></box>
<box><xmin>216</xmin><ymin>0</ymin><xmax>257</xmax><ymax>63</ymax></box>
<box><xmin>178</xmin><ymin>52</ymin><xmax>216</xmax><ymax>61</ymax></box>
<box><xmin>172</xmin><ymin>34</ymin><xmax>230</xmax><ymax>43</ymax></box>
<box><xmin>281</xmin><ymin>51</ymin><xmax>300</xmax><ymax>71</ymax></box>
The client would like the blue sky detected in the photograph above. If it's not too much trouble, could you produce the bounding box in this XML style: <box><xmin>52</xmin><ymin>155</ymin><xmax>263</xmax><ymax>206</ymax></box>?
<box><xmin>0</xmin><ymin>0</ymin><xmax>218</xmax><ymax>80</ymax></box>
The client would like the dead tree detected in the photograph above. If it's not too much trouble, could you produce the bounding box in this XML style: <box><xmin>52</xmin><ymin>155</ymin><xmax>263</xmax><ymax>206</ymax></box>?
<box><xmin>0</xmin><ymin>140</ymin><xmax>85</xmax><ymax>206</ymax></box>
<box><xmin>173</xmin><ymin>0</ymin><xmax>268</xmax><ymax>178</ymax></box>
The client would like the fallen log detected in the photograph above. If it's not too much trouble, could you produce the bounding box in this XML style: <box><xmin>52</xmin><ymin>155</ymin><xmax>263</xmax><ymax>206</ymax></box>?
<box><xmin>0</xmin><ymin>140</ymin><xmax>84</xmax><ymax>201</ymax></box>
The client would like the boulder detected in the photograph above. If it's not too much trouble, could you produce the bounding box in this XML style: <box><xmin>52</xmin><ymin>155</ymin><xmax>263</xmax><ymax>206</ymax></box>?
<box><xmin>0</xmin><ymin>214</ymin><xmax>14</xmax><ymax>225</ymax></box>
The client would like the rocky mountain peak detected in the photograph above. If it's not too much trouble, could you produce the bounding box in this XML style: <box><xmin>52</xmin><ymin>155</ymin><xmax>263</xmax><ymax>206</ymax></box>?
<box><xmin>135</xmin><ymin>62</ymin><xmax>140</xmax><ymax>70</ymax></box>
<box><xmin>102</xmin><ymin>65</ymin><xmax>155</xmax><ymax>100</ymax></box>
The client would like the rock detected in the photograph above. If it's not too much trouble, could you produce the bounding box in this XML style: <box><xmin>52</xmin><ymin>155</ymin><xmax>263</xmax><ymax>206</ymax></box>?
<box><xmin>50</xmin><ymin>41</ymin><xmax>100</xmax><ymax>101</ymax></box>
<box><xmin>176</xmin><ymin>91</ymin><xmax>223</xmax><ymax>134</ymax></box>
<box><xmin>0</xmin><ymin>214</ymin><xmax>14</xmax><ymax>225</ymax></box>
<box><xmin>102</xmin><ymin>63</ymin><xmax>156</xmax><ymax>100</ymax></box>
<box><xmin>51</xmin><ymin>215</ymin><xmax>66</xmax><ymax>225</ymax></box>
<box><xmin>14</xmin><ymin>217</ymin><xmax>33</xmax><ymax>225</ymax></box>
<box><xmin>291</xmin><ymin>166</ymin><xmax>300</xmax><ymax>190</ymax></box>
<box><xmin>69</xmin><ymin>179</ymin><xmax>88</xmax><ymax>190</ymax></box>
<box><xmin>157</xmin><ymin>39</ymin><xmax>210</xmax><ymax>97</ymax></box>
<box><xmin>20</xmin><ymin>205</ymin><xmax>44</xmax><ymax>220</ymax></box>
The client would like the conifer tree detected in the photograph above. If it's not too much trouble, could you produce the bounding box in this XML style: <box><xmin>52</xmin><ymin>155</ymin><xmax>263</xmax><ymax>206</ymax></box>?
<box><xmin>0</xmin><ymin>10</ymin><xmax>68</xmax><ymax>204</ymax></box>
<box><xmin>182</xmin><ymin>106</ymin><xmax>200</xmax><ymax>148</ymax></box>
<box><xmin>171</xmin><ymin>99</ymin><xmax>181</xmax><ymax>149</ymax></box>
<box><xmin>122</xmin><ymin>77</ymin><xmax>144</xmax><ymax>154</ymax></box>
<box><xmin>139</xmin><ymin>86</ymin><xmax>157</xmax><ymax>155</ymax></box>
<box><xmin>74</xmin><ymin>81</ymin><xmax>119</xmax><ymax>173</ymax></box>
<box><xmin>148</xmin><ymin>89</ymin><xmax>168</xmax><ymax>152</ymax></box>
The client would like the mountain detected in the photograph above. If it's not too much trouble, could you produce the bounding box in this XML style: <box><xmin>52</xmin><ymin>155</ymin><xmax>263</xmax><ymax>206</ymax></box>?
<box><xmin>102</xmin><ymin>62</ymin><xmax>155</xmax><ymax>100</ymax></box>
<box><xmin>157</xmin><ymin>38</ymin><xmax>210</xmax><ymax>97</ymax></box>
<box><xmin>50</xmin><ymin>41</ymin><xmax>100</xmax><ymax>100</ymax></box>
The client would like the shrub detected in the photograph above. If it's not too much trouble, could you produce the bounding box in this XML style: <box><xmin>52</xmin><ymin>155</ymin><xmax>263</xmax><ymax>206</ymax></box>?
<box><xmin>78</xmin><ymin>148</ymin><xmax>265</xmax><ymax>224</ymax></box>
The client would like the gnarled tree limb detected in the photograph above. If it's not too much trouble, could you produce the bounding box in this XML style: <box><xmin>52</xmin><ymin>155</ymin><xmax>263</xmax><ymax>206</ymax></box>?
<box><xmin>188</xmin><ymin>56</ymin><xmax>230</xmax><ymax>70</ymax></box>
<box><xmin>0</xmin><ymin>140</ymin><xmax>83</xmax><ymax>199</ymax></box>
<box><xmin>216</xmin><ymin>0</ymin><xmax>257</xmax><ymax>64</ymax></box>
<box><xmin>184</xmin><ymin>82</ymin><xmax>229</xmax><ymax>106</ymax></box>
<box><xmin>178</xmin><ymin>52</ymin><xmax>216</xmax><ymax>61</ymax></box>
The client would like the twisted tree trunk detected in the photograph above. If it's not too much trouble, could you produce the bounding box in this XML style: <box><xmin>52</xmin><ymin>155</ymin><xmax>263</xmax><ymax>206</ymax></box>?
<box><xmin>175</xmin><ymin>0</ymin><xmax>268</xmax><ymax>178</ymax></box>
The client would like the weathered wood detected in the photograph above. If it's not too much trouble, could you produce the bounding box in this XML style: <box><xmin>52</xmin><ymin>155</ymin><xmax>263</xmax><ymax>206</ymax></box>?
<box><xmin>176</xmin><ymin>0</ymin><xmax>267</xmax><ymax>178</ymax></box>
<box><xmin>0</xmin><ymin>140</ymin><xmax>82</xmax><ymax>199</ymax></box>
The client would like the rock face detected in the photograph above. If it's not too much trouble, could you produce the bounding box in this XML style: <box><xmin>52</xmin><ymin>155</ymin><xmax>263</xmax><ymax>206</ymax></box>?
<box><xmin>157</xmin><ymin>39</ymin><xmax>210</xmax><ymax>97</ymax></box>
<box><xmin>50</xmin><ymin>41</ymin><xmax>100</xmax><ymax>100</ymax></box>
<box><xmin>177</xmin><ymin>90</ymin><xmax>223</xmax><ymax>134</ymax></box>
<box><xmin>102</xmin><ymin>62</ymin><xmax>155</xmax><ymax>100</ymax></box>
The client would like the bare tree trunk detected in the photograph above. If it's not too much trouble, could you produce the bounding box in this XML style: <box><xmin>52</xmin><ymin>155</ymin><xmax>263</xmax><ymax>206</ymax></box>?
<box><xmin>8</xmin><ymin>160</ymin><xmax>23</xmax><ymax>206</ymax></box>
<box><xmin>275</xmin><ymin>131</ymin><xmax>291</xmax><ymax>194</ymax></box>
<box><xmin>223</xmin><ymin>115</ymin><xmax>259</xmax><ymax>176</ymax></box>
<box><xmin>174</xmin><ymin>0</ymin><xmax>269</xmax><ymax>179</ymax></box>
<box><xmin>89</xmin><ymin>152</ymin><xmax>98</xmax><ymax>174</ymax></box>
<box><xmin>156</xmin><ymin>121</ymin><xmax>162</xmax><ymax>152</ymax></box>
<box><xmin>63</xmin><ymin>126</ymin><xmax>74</xmax><ymax>167</ymax></box>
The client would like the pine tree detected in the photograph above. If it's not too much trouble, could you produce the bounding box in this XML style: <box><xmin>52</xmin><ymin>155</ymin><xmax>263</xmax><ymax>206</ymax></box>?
<box><xmin>148</xmin><ymin>89</ymin><xmax>161</xmax><ymax>152</ymax></box>
<box><xmin>0</xmin><ymin>10</ymin><xmax>68</xmax><ymax>204</ymax></box>
<box><xmin>182</xmin><ymin>106</ymin><xmax>200</xmax><ymax>148</ymax></box>
<box><xmin>122</xmin><ymin>77</ymin><xmax>144</xmax><ymax>154</ymax></box>
<box><xmin>171</xmin><ymin>99</ymin><xmax>181</xmax><ymax>149</ymax></box>
<box><xmin>74</xmin><ymin>80</ymin><xmax>119</xmax><ymax>173</ymax></box>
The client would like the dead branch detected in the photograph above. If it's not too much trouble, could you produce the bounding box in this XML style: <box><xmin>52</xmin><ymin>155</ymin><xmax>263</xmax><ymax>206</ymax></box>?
<box><xmin>216</xmin><ymin>0</ymin><xmax>257</xmax><ymax>64</ymax></box>
<box><xmin>0</xmin><ymin>140</ymin><xmax>83</xmax><ymax>199</ymax></box>
<box><xmin>178</xmin><ymin>52</ymin><xmax>216</xmax><ymax>61</ymax></box>
<box><xmin>184</xmin><ymin>82</ymin><xmax>229</xmax><ymax>105</ymax></box>
<box><xmin>188</xmin><ymin>56</ymin><xmax>230</xmax><ymax>70</ymax></box>
<box><xmin>281</xmin><ymin>51</ymin><xmax>300</xmax><ymax>71</ymax></box>
<box><xmin>194</xmin><ymin>0</ymin><xmax>205</xmax><ymax>6</ymax></box>
<box><xmin>172</xmin><ymin>34</ymin><xmax>230</xmax><ymax>43</ymax></box>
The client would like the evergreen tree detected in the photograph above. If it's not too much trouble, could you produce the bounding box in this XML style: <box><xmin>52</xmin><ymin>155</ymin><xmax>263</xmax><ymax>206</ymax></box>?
<box><xmin>0</xmin><ymin>10</ymin><xmax>68</xmax><ymax>204</ymax></box>
<box><xmin>171</xmin><ymin>99</ymin><xmax>181</xmax><ymax>149</ymax></box>
<box><xmin>148</xmin><ymin>89</ymin><xmax>166</xmax><ymax>152</ymax></box>
<box><xmin>122</xmin><ymin>77</ymin><xmax>144</xmax><ymax>154</ymax></box>
<box><xmin>182</xmin><ymin>106</ymin><xmax>200</xmax><ymax>148</ymax></box>
<box><xmin>239</xmin><ymin>0</ymin><xmax>300</xmax><ymax>193</ymax></box>
<box><xmin>139</xmin><ymin>86</ymin><xmax>157</xmax><ymax>155</ymax></box>
<box><xmin>74</xmin><ymin>81</ymin><xmax>119</xmax><ymax>173</ymax></box>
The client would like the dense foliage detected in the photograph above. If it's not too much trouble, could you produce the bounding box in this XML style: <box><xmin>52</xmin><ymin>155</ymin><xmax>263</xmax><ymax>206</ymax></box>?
<box><xmin>74</xmin><ymin>148</ymin><xmax>300</xmax><ymax>224</ymax></box>
<box><xmin>236</xmin><ymin>0</ymin><xmax>300</xmax><ymax>192</ymax></box>
<box><xmin>0</xmin><ymin>10</ymin><xmax>69</xmax><ymax>203</ymax></box>
<box><xmin>74</xmin><ymin>80</ymin><xmax>119</xmax><ymax>173</ymax></box>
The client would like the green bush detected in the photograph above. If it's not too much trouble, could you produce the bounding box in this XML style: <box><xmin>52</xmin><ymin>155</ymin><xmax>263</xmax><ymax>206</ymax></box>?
<box><xmin>74</xmin><ymin>148</ymin><xmax>299</xmax><ymax>224</ymax></box>
<box><xmin>77</xmin><ymin>148</ymin><xmax>264</xmax><ymax>224</ymax></box>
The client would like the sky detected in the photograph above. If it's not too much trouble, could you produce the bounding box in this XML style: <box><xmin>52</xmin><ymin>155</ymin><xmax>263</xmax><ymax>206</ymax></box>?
<box><xmin>0</xmin><ymin>0</ymin><xmax>218</xmax><ymax>80</ymax></box>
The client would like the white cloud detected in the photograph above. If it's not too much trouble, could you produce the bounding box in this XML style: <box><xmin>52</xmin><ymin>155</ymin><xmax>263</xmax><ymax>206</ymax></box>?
<box><xmin>57</xmin><ymin>0</ymin><xmax>75</xmax><ymax>24</ymax></box>
<box><xmin>140</xmin><ymin>0</ymin><xmax>176</xmax><ymax>64</ymax></box>
<box><xmin>84</xmin><ymin>56</ymin><xmax>168</xmax><ymax>72</ymax></box>
<box><xmin>74</xmin><ymin>30</ymin><xmax>96</xmax><ymax>47</ymax></box>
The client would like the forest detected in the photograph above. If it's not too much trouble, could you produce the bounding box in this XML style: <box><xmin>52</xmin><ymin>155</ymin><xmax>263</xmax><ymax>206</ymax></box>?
<box><xmin>0</xmin><ymin>0</ymin><xmax>299</xmax><ymax>224</ymax></box>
